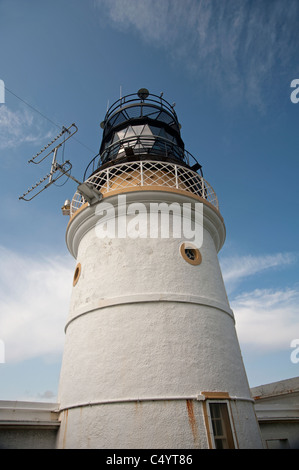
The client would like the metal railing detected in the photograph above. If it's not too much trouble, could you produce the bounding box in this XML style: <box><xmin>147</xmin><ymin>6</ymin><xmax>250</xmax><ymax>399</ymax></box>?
<box><xmin>83</xmin><ymin>135</ymin><xmax>202</xmax><ymax>181</ymax></box>
<box><xmin>70</xmin><ymin>160</ymin><xmax>218</xmax><ymax>216</ymax></box>
<box><xmin>103</xmin><ymin>91</ymin><xmax>179</xmax><ymax>128</ymax></box>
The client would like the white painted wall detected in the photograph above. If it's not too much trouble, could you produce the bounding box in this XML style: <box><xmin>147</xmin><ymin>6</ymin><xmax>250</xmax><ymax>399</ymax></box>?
<box><xmin>57</xmin><ymin>191</ymin><xmax>263</xmax><ymax>448</ymax></box>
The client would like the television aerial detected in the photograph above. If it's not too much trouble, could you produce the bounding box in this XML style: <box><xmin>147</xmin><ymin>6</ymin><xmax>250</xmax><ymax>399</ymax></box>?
<box><xmin>19</xmin><ymin>123</ymin><xmax>103</xmax><ymax>211</ymax></box>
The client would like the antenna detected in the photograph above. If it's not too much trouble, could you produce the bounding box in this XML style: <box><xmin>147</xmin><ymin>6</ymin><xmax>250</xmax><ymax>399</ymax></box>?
<box><xmin>19</xmin><ymin>123</ymin><xmax>81</xmax><ymax>201</ymax></box>
<box><xmin>19</xmin><ymin>122</ymin><xmax>103</xmax><ymax>206</ymax></box>
<box><xmin>28</xmin><ymin>123</ymin><xmax>78</xmax><ymax>164</ymax></box>
<box><xmin>19</xmin><ymin>160</ymin><xmax>78</xmax><ymax>201</ymax></box>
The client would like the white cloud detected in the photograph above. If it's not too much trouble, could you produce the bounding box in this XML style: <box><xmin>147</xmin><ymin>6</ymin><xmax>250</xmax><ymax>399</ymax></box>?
<box><xmin>232</xmin><ymin>287</ymin><xmax>299</xmax><ymax>351</ymax></box>
<box><xmin>0</xmin><ymin>105</ymin><xmax>52</xmax><ymax>149</ymax></box>
<box><xmin>220</xmin><ymin>252</ymin><xmax>296</xmax><ymax>294</ymax></box>
<box><xmin>0</xmin><ymin>246</ymin><xmax>74</xmax><ymax>363</ymax></box>
<box><xmin>219</xmin><ymin>251</ymin><xmax>299</xmax><ymax>351</ymax></box>
<box><xmin>0</xmin><ymin>244</ymin><xmax>297</xmax><ymax>363</ymax></box>
<box><xmin>95</xmin><ymin>0</ymin><xmax>299</xmax><ymax>108</ymax></box>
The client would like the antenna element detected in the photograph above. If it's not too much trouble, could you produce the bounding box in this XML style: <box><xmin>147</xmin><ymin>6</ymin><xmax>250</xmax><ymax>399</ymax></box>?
<box><xmin>19</xmin><ymin>123</ymin><xmax>82</xmax><ymax>201</ymax></box>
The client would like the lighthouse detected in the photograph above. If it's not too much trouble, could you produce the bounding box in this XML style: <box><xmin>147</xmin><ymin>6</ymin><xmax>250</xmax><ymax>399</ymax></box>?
<box><xmin>56</xmin><ymin>89</ymin><xmax>263</xmax><ymax>449</ymax></box>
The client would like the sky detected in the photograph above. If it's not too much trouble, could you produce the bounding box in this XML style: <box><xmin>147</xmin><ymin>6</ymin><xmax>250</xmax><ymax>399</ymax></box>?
<box><xmin>0</xmin><ymin>0</ymin><xmax>299</xmax><ymax>402</ymax></box>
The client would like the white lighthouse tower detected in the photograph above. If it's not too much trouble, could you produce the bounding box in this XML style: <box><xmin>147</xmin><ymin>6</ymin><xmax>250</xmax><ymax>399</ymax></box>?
<box><xmin>56</xmin><ymin>89</ymin><xmax>263</xmax><ymax>449</ymax></box>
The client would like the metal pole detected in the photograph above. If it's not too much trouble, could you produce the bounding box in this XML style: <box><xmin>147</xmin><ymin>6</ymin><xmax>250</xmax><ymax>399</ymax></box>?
<box><xmin>201</xmin><ymin>177</ymin><xmax>205</xmax><ymax>199</ymax></box>
<box><xmin>175</xmin><ymin>165</ymin><xmax>178</xmax><ymax>189</ymax></box>
<box><xmin>49</xmin><ymin>147</ymin><xmax>58</xmax><ymax>183</ymax></box>
<box><xmin>107</xmin><ymin>168</ymin><xmax>110</xmax><ymax>191</ymax></box>
<box><xmin>140</xmin><ymin>161</ymin><xmax>144</xmax><ymax>186</ymax></box>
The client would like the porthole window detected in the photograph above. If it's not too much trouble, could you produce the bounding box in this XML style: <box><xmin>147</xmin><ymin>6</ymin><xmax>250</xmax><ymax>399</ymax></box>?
<box><xmin>185</xmin><ymin>248</ymin><xmax>197</xmax><ymax>261</ymax></box>
<box><xmin>73</xmin><ymin>263</ymin><xmax>81</xmax><ymax>286</ymax></box>
<box><xmin>180</xmin><ymin>243</ymin><xmax>202</xmax><ymax>266</ymax></box>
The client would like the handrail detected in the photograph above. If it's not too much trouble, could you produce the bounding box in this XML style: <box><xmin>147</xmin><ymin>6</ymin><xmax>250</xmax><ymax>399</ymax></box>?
<box><xmin>103</xmin><ymin>91</ymin><xmax>179</xmax><ymax>125</ymax></box>
<box><xmin>72</xmin><ymin>160</ymin><xmax>218</xmax><ymax>217</ymax></box>
<box><xmin>83</xmin><ymin>135</ymin><xmax>202</xmax><ymax>180</ymax></box>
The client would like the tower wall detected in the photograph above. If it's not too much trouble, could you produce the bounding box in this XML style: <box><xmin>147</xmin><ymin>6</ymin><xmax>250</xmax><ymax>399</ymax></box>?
<box><xmin>56</xmin><ymin>191</ymin><xmax>263</xmax><ymax>448</ymax></box>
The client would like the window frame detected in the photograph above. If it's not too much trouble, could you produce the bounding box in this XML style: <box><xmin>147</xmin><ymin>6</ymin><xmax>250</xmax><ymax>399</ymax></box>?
<box><xmin>205</xmin><ymin>399</ymin><xmax>237</xmax><ymax>449</ymax></box>
<box><xmin>73</xmin><ymin>262</ymin><xmax>81</xmax><ymax>286</ymax></box>
<box><xmin>180</xmin><ymin>242</ymin><xmax>202</xmax><ymax>266</ymax></box>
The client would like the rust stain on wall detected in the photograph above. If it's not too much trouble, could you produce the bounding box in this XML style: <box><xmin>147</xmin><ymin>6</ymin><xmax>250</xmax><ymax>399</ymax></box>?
<box><xmin>134</xmin><ymin>401</ymin><xmax>142</xmax><ymax>411</ymax></box>
<box><xmin>186</xmin><ymin>400</ymin><xmax>199</xmax><ymax>447</ymax></box>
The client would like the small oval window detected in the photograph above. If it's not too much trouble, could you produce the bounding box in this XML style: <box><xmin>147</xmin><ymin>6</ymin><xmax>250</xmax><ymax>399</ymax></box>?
<box><xmin>73</xmin><ymin>263</ymin><xmax>81</xmax><ymax>286</ymax></box>
<box><xmin>180</xmin><ymin>243</ymin><xmax>202</xmax><ymax>266</ymax></box>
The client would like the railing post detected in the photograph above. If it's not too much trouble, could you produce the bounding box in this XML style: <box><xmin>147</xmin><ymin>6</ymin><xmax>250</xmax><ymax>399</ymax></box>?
<box><xmin>140</xmin><ymin>161</ymin><xmax>144</xmax><ymax>186</ymax></box>
<box><xmin>185</xmin><ymin>151</ymin><xmax>189</xmax><ymax>166</ymax></box>
<box><xmin>107</xmin><ymin>168</ymin><xmax>110</xmax><ymax>191</ymax></box>
<box><xmin>174</xmin><ymin>165</ymin><xmax>179</xmax><ymax>189</ymax></box>
<box><xmin>201</xmin><ymin>177</ymin><xmax>205</xmax><ymax>199</ymax></box>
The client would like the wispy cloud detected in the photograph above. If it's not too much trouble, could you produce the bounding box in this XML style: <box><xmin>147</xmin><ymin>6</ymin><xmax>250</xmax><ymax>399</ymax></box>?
<box><xmin>220</xmin><ymin>252</ymin><xmax>296</xmax><ymax>294</ymax></box>
<box><xmin>0</xmin><ymin>246</ymin><xmax>74</xmax><ymax>363</ymax></box>
<box><xmin>0</xmin><ymin>105</ymin><xmax>52</xmax><ymax>150</ymax></box>
<box><xmin>95</xmin><ymin>0</ymin><xmax>299</xmax><ymax>108</ymax></box>
<box><xmin>232</xmin><ymin>287</ymin><xmax>299</xmax><ymax>351</ymax></box>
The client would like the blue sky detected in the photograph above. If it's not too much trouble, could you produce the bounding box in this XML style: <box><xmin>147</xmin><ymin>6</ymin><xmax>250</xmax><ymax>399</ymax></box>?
<box><xmin>0</xmin><ymin>0</ymin><xmax>299</xmax><ymax>402</ymax></box>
